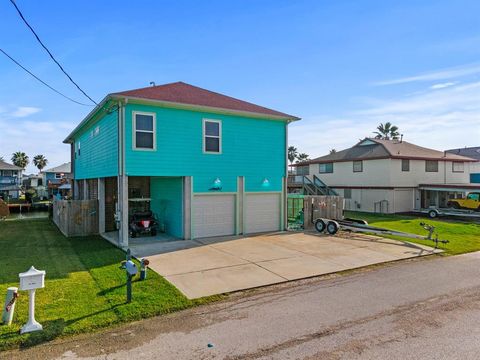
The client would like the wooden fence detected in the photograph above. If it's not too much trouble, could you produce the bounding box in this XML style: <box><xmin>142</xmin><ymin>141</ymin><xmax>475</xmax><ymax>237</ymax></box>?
<box><xmin>303</xmin><ymin>195</ymin><xmax>344</xmax><ymax>230</ymax></box>
<box><xmin>53</xmin><ymin>199</ymin><xmax>99</xmax><ymax>237</ymax></box>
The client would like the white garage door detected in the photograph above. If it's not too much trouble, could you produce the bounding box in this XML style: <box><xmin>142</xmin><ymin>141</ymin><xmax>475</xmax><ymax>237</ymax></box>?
<box><xmin>245</xmin><ymin>193</ymin><xmax>281</xmax><ymax>234</ymax></box>
<box><xmin>193</xmin><ymin>195</ymin><xmax>235</xmax><ymax>238</ymax></box>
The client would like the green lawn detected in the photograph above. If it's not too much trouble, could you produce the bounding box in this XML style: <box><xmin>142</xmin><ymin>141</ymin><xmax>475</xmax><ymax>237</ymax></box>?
<box><xmin>345</xmin><ymin>211</ymin><xmax>480</xmax><ymax>255</ymax></box>
<box><xmin>0</xmin><ymin>219</ymin><xmax>221</xmax><ymax>351</ymax></box>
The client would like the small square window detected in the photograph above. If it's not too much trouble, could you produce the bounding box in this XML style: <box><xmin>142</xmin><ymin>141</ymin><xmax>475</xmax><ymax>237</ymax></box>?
<box><xmin>353</xmin><ymin>160</ymin><xmax>363</xmax><ymax>172</ymax></box>
<box><xmin>452</xmin><ymin>162</ymin><xmax>464</xmax><ymax>173</ymax></box>
<box><xmin>401</xmin><ymin>159</ymin><xmax>410</xmax><ymax>172</ymax></box>
<box><xmin>203</xmin><ymin>119</ymin><xmax>222</xmax><ymax>153</ymax></box>
<box><xmin>425</xmin><ymin>160</ymin><xmax>438</xmax><ymax>172</ymax></box>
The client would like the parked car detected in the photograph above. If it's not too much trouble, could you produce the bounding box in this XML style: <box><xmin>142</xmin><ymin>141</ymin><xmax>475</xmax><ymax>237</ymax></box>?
<box><xmin>447</xmin><ymin>192</ymin><xmax>480</xmax><ymax>210</ymax></box>
<box><xmin>129</xmin><ymin>210</ymin><xmax>158</xmax><ymax>237</ymax></box>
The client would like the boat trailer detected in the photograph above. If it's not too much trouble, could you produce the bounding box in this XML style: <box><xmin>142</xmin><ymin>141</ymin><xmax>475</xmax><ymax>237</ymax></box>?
<box><xmin>314</xmin><ymin>217</ymin><xmax>449</xmax><ymax>249</ymax></box>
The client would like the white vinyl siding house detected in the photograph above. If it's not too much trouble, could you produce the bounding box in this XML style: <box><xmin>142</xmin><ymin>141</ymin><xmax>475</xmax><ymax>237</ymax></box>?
<box><xmin>294</xmin><ymin>138</ymin><xmax>477</xmax><ymax>213</ymax></box>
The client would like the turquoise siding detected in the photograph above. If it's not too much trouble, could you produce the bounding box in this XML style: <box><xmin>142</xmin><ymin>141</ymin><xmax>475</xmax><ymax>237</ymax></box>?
<box><xmin>150</xmin><ymin>177</ymin><xmax>183</xmax><ymax>238</ymax></box>
<box><xmin>124</xmin><ymin>104</ymin><xmax>286</xmax><ymax>193</ymax></box>
<box><xmin>74</xmin><ymin>111</ymin><xmax>119</xmax><ymax>179</ymax></box>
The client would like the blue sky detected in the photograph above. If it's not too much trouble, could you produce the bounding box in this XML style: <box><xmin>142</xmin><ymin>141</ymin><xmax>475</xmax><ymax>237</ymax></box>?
<box><xmin>1</xmin><ymin>0</ymin><xmax>479</xmax><ymax>173</ymax></box>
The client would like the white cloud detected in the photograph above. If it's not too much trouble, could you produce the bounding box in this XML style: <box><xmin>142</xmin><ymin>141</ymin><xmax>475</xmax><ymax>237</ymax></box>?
<box><xmin>10</xmin><ymin>106</ymin><xmax>42</xmax><ymax>118</ymax></box>
<box><xmin>373</xmin><ymin>63</ymin><xmax>480</xmax><ymax>86</ymax></box>
<box><xmin>430</xmin><ymin>82</ymin><xmax>457</xmax><ymax>90</ymax></box>
<box><xmin>290</xmin><ymin>80</ymin><xmax>480</xmax><ymax>158</ymax></box>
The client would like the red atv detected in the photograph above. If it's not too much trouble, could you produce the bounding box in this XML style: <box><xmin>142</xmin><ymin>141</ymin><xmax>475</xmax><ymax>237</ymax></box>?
<box><xmin>129</xmin><ymin>210</ymin><xmax>158</xmax><ymax>238</ymax></box>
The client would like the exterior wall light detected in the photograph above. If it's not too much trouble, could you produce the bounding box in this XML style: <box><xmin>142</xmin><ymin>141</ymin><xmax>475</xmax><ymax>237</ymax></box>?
<box><xmin>209</xmin><ymin>177</ymin><xmax>222</xmax><ymax>191</ymax></box>
<box><xmin>261</xmin><ymin>178</ymin><xmax>270</xmax><ymax>188</ymax></box>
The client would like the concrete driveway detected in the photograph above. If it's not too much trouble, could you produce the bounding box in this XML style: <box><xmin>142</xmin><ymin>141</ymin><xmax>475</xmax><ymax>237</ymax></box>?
<box><xmin>147</xmin><ymin>232</ymin><xmax>440</xmax><ymax>299</ymax></box>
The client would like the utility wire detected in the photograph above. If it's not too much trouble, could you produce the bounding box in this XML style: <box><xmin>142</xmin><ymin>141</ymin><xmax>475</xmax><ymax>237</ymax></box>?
<box><xmin>9</xmin><ymin>0</ymin><xmax>98</xmax><ymax>105</ymax></box>
<box><xmin>0</xmin><ymin>48</ymin><xmax>93</xmax><ymax>106</ymax></box>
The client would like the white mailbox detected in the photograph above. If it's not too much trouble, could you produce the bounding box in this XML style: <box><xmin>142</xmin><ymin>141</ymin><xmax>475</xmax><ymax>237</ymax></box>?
<box><xmin>19</xmin><ymin>266</ymin><xmax>45</xmax><ymax>291</ymax></box>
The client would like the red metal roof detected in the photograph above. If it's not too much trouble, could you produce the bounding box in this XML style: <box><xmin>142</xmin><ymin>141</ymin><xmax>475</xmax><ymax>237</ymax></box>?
<box><xmin>112</xmin><ymin>82</ymin><xmax>299</xmax><ymax>120</ymax></box>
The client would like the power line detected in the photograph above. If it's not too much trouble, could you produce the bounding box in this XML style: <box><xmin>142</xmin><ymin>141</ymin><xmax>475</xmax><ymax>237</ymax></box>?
<box><xmin>9</xmin><ymin>0</ymin><xmax>98</xmax><ymax>105</ymax></box>
<box><xmin>0</xmin><ymin>47</ymin><xmax>93</xmax><ymax>106</ymax></box>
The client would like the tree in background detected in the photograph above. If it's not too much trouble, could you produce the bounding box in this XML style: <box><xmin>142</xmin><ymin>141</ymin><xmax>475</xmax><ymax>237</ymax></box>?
<box><xmin>33</xmin><ymin>155</ymin><xmax>48</xmax><ymax>173</ymax></box>
<box><xmin>374</xmin><ymin>122</ymin><xmax>400</xmax><ymax>140</ymax></box>
<box><xmin>0</xmin><ymin>156</ymin><xmax>4</xmax><ymax>162</ymax></box>
<box><xmin>288</xmin><ymin>146</ymin><xmax>298</xmax><ymax>171</ymax></box>
<box><xmin>296</xmin><ymin>153</ymin><xmax>310</xmax><ymax>163</ymax></box>
<box><xmin>329</xmin><ymin>149</ymin><xmax>337</xmax><ymax>154</ymax></box>
<box><xmin>11</xmin><ymin>151</ymin><xmax>29</xmax><ymax>170</ymax></box>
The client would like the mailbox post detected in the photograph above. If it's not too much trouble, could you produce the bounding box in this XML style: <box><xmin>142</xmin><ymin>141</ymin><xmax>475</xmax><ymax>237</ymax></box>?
<box><xmin>19</xmin><ymin>266</ymin><xmax>45</xmax><ymax>334</ymax></box>
<box><xmin>120</xmin><ymin>249</ymin><xmax>137</xmax><ymax>303</ymax></box>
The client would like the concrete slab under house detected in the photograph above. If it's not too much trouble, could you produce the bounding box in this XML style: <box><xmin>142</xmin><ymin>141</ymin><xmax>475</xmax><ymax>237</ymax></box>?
<box><xmin>63</xmin><ymin>82</ymin><xmax>300</xmax><ymax>249</ymax></box>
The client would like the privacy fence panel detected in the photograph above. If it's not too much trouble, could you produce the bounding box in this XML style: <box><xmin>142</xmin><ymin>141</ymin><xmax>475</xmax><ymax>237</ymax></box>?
<box><xmin>303</xmin><ymin>195</ymin><xmax>344</xmax><ymax>230</ymax></box>
<box><xmin>53</xmin><ymin>199</ymin><xmax>98</xmax><ymax>237</ymax></box>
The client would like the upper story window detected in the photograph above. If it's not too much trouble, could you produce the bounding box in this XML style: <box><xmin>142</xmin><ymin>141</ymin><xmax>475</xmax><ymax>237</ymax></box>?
<box><xmin>203</xmin><ymin>119</ymin><xmax>222</xmax><ymax>153</ymax></box>
<box><xmin>353</xmin><ymin>160</ymin><xmax>363</xmax><ymax>172</ymax></box>
<box><xmin>133</xmin><ymin>112</ymin><xmax>156</xmax><ymax>150</ymax></box>
<box><xmin>296</xmin><ymin>165</ymin><xmax>309</xmax><ymax>176</ymax></box>
<box><xmin>77</xmin><ymin>141</ymin><xmax>81</xmax><ymax>157</ymax></box>
<box><xmin>55</xmin><ymin>173</ymin><xmax>64</xmax><ymax>179</ymax></box>
<box><xmin>425</xmin><ymin>160</ymin><xmax>438</xmax><ymax>172</ymax></box>
<box><xmin>452</xmin><ymin>161</ymin><xmax>464</xmax><ymax>173</ymax></box>
<box><xmin>2</xmin><ymin>170</ymin><xmax>13</xmax><ymax>177</ymax></box>
<box><xmin>401</xmin><ymin>159</ymin><xmax>410</xmax><ymax>172</ymax></box>
<box><xmin>319</xmin><ymin>163</ymin><xmax>333</xmax><ymax>173</ymax></box>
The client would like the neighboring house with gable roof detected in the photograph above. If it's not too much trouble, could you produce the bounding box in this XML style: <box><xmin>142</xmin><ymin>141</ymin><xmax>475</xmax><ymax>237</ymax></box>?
<box><xmin>446</xmin><ymin>146</ymin><xmax>480</xmax><ymax>183</ymax></box>
<box><xmin>0</xmin><ymin>159</ymin><xmax>22</xmax><ymax>200</ymax></box>
<box><xmin>63</xmin><ymin>81</ymin><xmax>299</xmax><ymax>247</ymax></box>
<box><xmin>291</xmin><ymin>138</ymin><xmax>478</xmax><ymax>213</ymax></box>
<box><xmin>43</xmin><ymin>162</ymin><xmax>72</xmax><ymax>197</ymax></box>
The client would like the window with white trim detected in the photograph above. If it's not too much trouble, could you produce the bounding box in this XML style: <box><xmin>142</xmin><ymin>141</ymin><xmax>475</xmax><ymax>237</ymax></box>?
<box><xmin>203</xmin><ymin>119</ymin><xmax>221</xmax><ymax>153</ymax></box>
<box><xmin>425</xmin><ymin>160</ymin><xmax>438</xmax><ymax>172</ymax></box>
<box><xmin>133</xmin><ymin>112</ymin><xmax>156</xmax><ymax>150</ymax></box>
<box><xmin>55</xmin><ymin>173</ymin><xmax>63</xmax><ymax>179</ymax></box>
<box><xmin>452</xmin><ymin>161</ymin><xmax>464</xmax><ymax>173</ymax></box>
<box><xmin>319</xmin><ymin>163</ymin><xmax>333</xmax><ymax>173</ymax></box>
<box><xmin>353</xmin><ymin>160</ymin><xmax>363</xmax><ymax>172</ymax></box>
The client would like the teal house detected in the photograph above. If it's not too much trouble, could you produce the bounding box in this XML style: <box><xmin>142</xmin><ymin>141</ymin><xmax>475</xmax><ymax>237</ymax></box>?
<box><xmin>64</xmin><ymin>82</ymin><xmax>299</xmax><ymax>247</ymax></box>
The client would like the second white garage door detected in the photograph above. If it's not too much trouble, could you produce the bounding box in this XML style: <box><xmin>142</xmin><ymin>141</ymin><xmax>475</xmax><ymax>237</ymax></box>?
<box><xmin>245</xmin><ymin>193</ymin><xmax>281</xmax><ymax>234</ymax></box>
<box><xmin>193</xmin><ymin>195</ymin><xmax>235</xmax><ymax>238</ymax></box>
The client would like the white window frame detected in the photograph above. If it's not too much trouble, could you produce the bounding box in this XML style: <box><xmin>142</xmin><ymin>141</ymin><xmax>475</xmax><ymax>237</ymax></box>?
<box><xmin>353</xmin><ymin>160</ymin><xmax>363</xmax><ymax>173</ymax></box>
<box><xmin>133</xmin><ymin>111</ymin><xmax>156</xmax><ymax>151</ymax></box>
<box><xmin>203</xmin><ymin>119</ymin><xmax>222</xmax><ymax>154</ymax></box>
<box><xmin>55</xmin><ymin>173</ymin><xmax>63</xmax><ymax>179</ymax></box>
<box><xmin>452</xmin><ymin>161</ymin><xmax>464</xmax><ymax>173</ymax></box>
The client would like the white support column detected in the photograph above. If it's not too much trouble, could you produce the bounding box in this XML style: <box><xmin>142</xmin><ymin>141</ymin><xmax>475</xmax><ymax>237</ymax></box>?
<box><xmin>98</xmin><ymin>178</ymin><xmax>105</xmax><ymax>234</ymax></box>
<box><xmin>281</xmin><ymin>177</ymin><xmax>287</xmax><ymax>231</ymax></box>
<box><xmin>183</xmin><ymin>176</ymin><xmax>192</xmax><ymax>240</ymax></box>
<box><xmin>236</xmin><ymin>176</ymin><xmax>244</xmax><ymax>235</ymax></box>
<box><xmin>118</xmin><ymin>175</ymin><xmax>129</xmax><ymax>247</ymax></box>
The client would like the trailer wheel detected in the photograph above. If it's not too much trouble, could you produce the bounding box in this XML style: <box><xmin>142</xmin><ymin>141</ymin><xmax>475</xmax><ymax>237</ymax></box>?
<box><xmin>314</xmin><ymin>219</ymin><xmax>326</xmax><ymax>233</ymax></box>
<box><xmin>326</xmin><ymin>221</ymin><xmax>339</xmax><ymax>235</ymax></box>
<box><xmin>428</xmin><ymin>210</ymin><xmax>438</xmax><ymax>218</ymax></box>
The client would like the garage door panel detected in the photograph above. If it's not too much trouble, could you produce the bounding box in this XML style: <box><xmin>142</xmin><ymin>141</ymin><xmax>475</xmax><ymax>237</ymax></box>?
<box><xmin>245</xmin><ymin>193</ymin><xmax>281</xmax><ymax>234</ymax></box>
<box><xmin>194</xmin><ymin>195</ymin><xmax>235</xmax><ymax>238</ymax></box>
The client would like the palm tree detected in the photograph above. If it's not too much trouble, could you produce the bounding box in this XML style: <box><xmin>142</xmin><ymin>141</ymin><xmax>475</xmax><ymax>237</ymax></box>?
<box><xmin>296</xmin><ymin>153</ymin><xmax>310</xmax><ymax>163</ymax></box>
<box><xmin>0</xmin><ymin>156</ymin><xmax>4</xmax><ymax>162</ymax></box>
<box><xmin>11</xmin><ymin>151</ymin><xmax>29</xmax><ymax>169</ymax></box>
<box><xmin>373</xmin><ymin>122</ymin><xmax>400</xmax><ymax>140</ymax></box>
<box><xmin>329</xmin><ymin>149</ymin><xmax>337</xmax><ymax>154</ymax></box>
<box><xmin>288</xmin><ymin>146</ymin><xmax>298</xmax><ymax>172</ymax></box>
<box><xmin>33</xmin><ymin>155</ymin><xmax>48</xmax><ymax>172</ymax></box>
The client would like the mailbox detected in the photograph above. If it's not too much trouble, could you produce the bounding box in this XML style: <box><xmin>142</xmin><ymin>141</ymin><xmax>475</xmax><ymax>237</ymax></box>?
<box><xmin>125</xmin><ymin>260</ymin><xmax>138</xmax><ymax>276</ymax></box>
<box><xmin>19</xmin><ymin>266</ymin><xmax>45</xmax><ymax>291</ymax></box>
